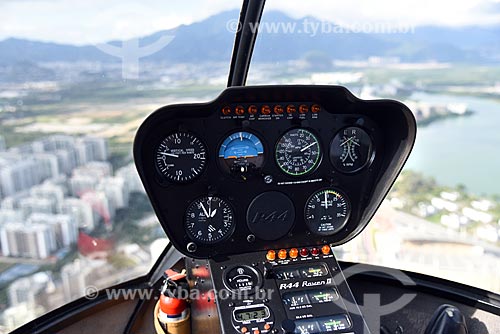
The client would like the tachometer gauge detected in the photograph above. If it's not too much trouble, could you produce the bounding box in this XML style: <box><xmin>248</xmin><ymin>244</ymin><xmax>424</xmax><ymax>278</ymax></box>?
<box><xmin>304</xmin><ymin>189</ymin><xmax>350</xmax><ymax>236</ymax></box>
<box><xmin>330</xmin><ymin>127</ymin><xmax>373</xmax><ymax>173</ymax></box>
<box><xmin>156</xmin><ymin>132</ymin><xmax>207</xmax><ymax>183</ymax></box>
<box><xmin>275</xmin><ymin>128</ymin><xmax>321</xmax><ymax>176</ymax></box>
<box><xmin>185</xmin><ymin>196</ymin><xmax>235</xmax><ymax>244</ymax></box>
<box><xmin>218</xmin><ymin>131</ymin><xmax>264</xmax><ymax>178</ymax></box>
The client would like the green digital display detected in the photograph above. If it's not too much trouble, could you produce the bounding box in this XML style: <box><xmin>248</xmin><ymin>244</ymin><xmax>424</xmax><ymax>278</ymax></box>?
<box><xmin>234</xmin><ymin>307</ymin><xmax>269</xmax><ymax>322</ymax></box>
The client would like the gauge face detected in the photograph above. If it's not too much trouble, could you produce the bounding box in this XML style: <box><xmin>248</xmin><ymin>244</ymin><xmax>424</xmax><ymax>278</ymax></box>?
<box><xmin>218</xmin><ymin>131</ymin><xmax>264</xmax><ymax>178</ymax></box>
<box><xmin>304</xmin><ymin>189</ymin><xmax>350</xmax><ymax>236</ymax></box>
<box><xmin>224</xmin><ymin>265</ymin><xmax>262</xmax><ymax>294</ymax></box>
<box><xmin>185</xmin><ymin>196</ymin><xmax>235</xmax><ymax>244</ymax></box>
<box><xmin>275</xmin><ymin>128</ymin><xmax>321</xmax><ymax>176</ymax></box>
<box><xmin>156</xmin><ymin>132</ymin><xmax>207</xmax><ymax>183</ymax></box>
<box><xmin>330</xmin><ymin>127</ymin><xmax>373</xmax><ymax>173</ymax></box>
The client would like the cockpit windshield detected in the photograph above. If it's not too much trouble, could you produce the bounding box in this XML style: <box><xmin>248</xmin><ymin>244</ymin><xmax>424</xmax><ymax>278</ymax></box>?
<box><xmin>248</xmin><ymin>0</ymin><xmax>500</xmax><ymax>294</ymax></box>
<box><xmin>0</xmin><ymin>0</ymin><xmax>499</xmax><ymax>333</ymax></box>
<box><xmin>0</xmin><ymin>1</ymin><xmax>238</xmax><ymax>332</ymax></box>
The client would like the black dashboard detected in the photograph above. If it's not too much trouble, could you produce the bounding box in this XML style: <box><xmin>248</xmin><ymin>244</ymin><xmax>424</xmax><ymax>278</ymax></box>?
<box><xmin>135</xmin><ymin>85</ymin><xmax>418</xmax><ymax>333</ymax></box>
<box><xmin>133</xmin><ymin>85</ymin><xmax>416</xmax><ymax>259</ymax></box>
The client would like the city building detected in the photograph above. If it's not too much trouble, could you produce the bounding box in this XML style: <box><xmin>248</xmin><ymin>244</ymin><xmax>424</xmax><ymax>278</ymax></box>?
<box><xmin>59</xmin><ymin>198</ymin><xmax>96</xmax><ymax>231</ymax></box>
<box><xmin>0</xmin><ymin>223</ymin><xmax>56</xmax><ymax>259</ymax></box>
<box><xmin>69</xmin><ymin>161</ymin><xmax>113</xmax><ymax>197</ymax></box>
<box><xmin>19</xmin><ymin>197</ymin><xmax>57</xmax><ymax>218</ymax></box>
<box><xmin>81</xmin><ymin>191</ymin><xmax>115</xmax><ymax>224</ymax></box>
<box><xmin>0</xmin><ymin>154</ymin><xmax>53</xmax><ymax>198</ymax></box>
<box><xmin>462</xmin><ymin>207</ymin><xmax>493</xmax><ymax>224</ymax></box>
<box><xmin>60</xmin><ymin>258</ymin><xmax>107</xmax><ymax>303</ymax></box>
<box><xmin>0</xmin><ymin>209</ymin><xmax>23</xmax><ymax>224</ymax></box>
<box><xmin>7</xmin><ymin>272</ymin><xmax>52</xmax><ymax>306</ymax></box>
<box><xmin>0</xmin><ymin>302</ymin><xmax>45</xmax><ymax>332</ymax></box>
<box><xmin>97</xmin><ymin>177</ymin><xmax>129</xmax><ymax>209</ymax></box>
<box><xmin>78</xmin><ymin>137</ymin><xmax>109</xmax><ymax>162</ymax></box>
<box><xmin>116</xmin><ymin>163</ymin><xmax>145</xmax><ymax>193</ymax></box>
<box><xmin>431</xmin><ymin>197</ymin><xmax>458</xmax><ymax>212</ymax></box>
<box><xmin>28</xmin><ymin>213</ymin><xmax>78</xmax><ymax>248</ymax></box>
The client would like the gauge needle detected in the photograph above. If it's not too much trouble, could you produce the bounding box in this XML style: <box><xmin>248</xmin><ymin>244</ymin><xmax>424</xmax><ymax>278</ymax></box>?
<box><xmin>200</xmin><ymin>203</ymin><xmax>210</xmax><ymax>218</ymax></box>
<box><xmin>300</xmin><ymin>142</ymin><xmax>316</xmax><ymax>152</ymax></box>
<box><xmin>323</xmin><ymin>192</ymin><xmax>329</xmax><ymax>209</ymax></box>
<box><xmin>159</xmin><ymin>152</ymin><xmax>179</xmax><ymax>158</ymax></box>
<box><xmin>208</xmin><ymin>198</ymin><xmax>212</xmax><ymax>218</ymax></box>
<box><xmin>210</xmin><ymin>209</ymin><xmax>217</xmax><ymax>218</ymax></box>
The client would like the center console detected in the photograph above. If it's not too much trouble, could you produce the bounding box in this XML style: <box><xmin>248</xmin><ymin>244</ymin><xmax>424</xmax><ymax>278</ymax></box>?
<box><xmin>208</xmin><ymin>248</ymin><xmax>369</xmax><ymax>334</ymax></box>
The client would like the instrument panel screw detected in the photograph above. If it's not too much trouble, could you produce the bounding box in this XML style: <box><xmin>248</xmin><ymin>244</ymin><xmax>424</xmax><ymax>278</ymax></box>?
<box><xmin>264</xmin><ymin>175</ymin><xmax>273</xmax><ymax>184</ymax></box>
<box><xmin>187</xmin><ymin>242</ymin><xmax>197</xmax><ymax>253</ymax></box>
<box><xmin>247</xmin><ymin>234</ymin><xmax>256</xmax><ymax>243</ymax></box>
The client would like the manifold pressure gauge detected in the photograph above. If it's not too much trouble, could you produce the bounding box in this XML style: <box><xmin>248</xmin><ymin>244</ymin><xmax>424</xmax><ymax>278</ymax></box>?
<box><xmin>275</xmin><ymin>128</ymin><xmax>321</xmax><ymax>176</ymax></box>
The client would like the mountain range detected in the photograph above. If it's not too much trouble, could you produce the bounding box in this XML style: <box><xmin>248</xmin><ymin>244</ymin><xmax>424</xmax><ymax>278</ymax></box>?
<box><xmin>0</xmin><ymin>10</ymin><xmax>499</xmax><ymax>66</ymax></box>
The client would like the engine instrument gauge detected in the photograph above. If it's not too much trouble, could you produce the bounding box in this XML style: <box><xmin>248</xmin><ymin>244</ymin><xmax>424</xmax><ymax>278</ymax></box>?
<box><xmin>155</xmin><ymin>132</ymin><xmax>207</xmax><ymax>183</ymax></box>
<box><xmin>305</xmin><ymin>189</ymin><xmax>350</xmax><ymax>236</ymax></box>
<box><xmin>330</xmin><ymin>127</ymin><xmax>373</xmax><ymax>173</ymax></box>
<box><xmin>223</xmin><ymin>265</ymin><xmax>262</xmax><ymax>294</ymax></box>
<box><xmin>275</xmin><ymin>128</ymin><xmax>321</xmax><ymax>176</ymax></box>
<box><xmin>218</xmin><ymin>131</ymin><xmax>264</xmax><ymax>178</ymax></box>
<box><xmin>185</xmin><ymin>196</ymin><xmax>235</xmax><ymax>244</ymax></box>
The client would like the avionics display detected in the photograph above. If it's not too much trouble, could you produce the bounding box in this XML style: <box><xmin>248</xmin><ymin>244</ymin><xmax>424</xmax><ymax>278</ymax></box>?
<box><xmin>233</xmin><ymin>306</ymin><xmax>269</xmax><ymax>322</ymax></box>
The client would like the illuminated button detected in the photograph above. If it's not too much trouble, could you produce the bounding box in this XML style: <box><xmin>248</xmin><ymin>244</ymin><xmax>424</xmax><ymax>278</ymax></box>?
<box><xmin>321</xmin><ymin>245</ymin><xmax>331</xmax><ymax>255</ymax></box>
<box><xmin>253</xmin><ymin>330</ymin><xmax>260</xmax><ymax>334</ymax></box>
<box><xmin>278</xmin><ymin>249</ymin><xmax>287</xmax><ymax>260</ymax></box>
<box><xmin>286</xmin><ymin>105</ymin><xmax>296</xmax><ymax>114</ymax></box>
<box><xmin>248</xmin><ymin>105</ymin><xmax>258</xmax><ymax>115</ymax></box>
<box><xmin>274</xmin><ymin>105</ymin><xmax>284</xmax><ymax>115</ymax></box>
<box><xmin>264</xmin><ymin>323</ymin><xmax>271</xmax><ymax>330</ymax></box>
<box><xmin>311</xmin><ymin>104</ymin><xmax>321</xmax><ymax>113</ymax></box>
<box><xmin>222</xmin><ymin>106</ymin><xmax>231</xmax><ymax>115</ymax></box>
<box><xmin>310</xmin><ymin>247</ymin><xmax>320</xmax><ymax>256</ymax></box>
<box><xmin>235</xmin><ymin>105</ymin><xmax>245</xmax><ymax>115</ymax></box>
<box><xmin>289</xmin><ymin>248</ymin><xmax>298</xmax><ymax>259</ymax></box>
<box><xmin>300</xmin><ymin>248</ymin><xmax>309</xmax><ymax>257</ymax></box>
<box><xmin>299</xmin><ymin>104</ymin><xmax>309</xmax><ymax>113</ymax></box>
<box><xmin>241</xmin><ymin>327</ymin><xmax>248</xmax><ymax>333</ymax></box>
<box><xmin>266</xmin><ymin>250</ymin><xmax>276</xmax><ymax>261</ymax></box>
<box><xmin>261</xmin><ymin>105</ymin><xmax>271</xmax><ymax>115</ymax></box>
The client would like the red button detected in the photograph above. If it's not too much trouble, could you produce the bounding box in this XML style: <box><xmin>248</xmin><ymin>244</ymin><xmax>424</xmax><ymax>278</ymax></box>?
<box><xmin>300</xmin><ymin>248</ymin><xmax>309</xmax><ymax>257</ymax></box>
<box><xmin>311</xmin><ymin>247</ymin><xmax>320</xmax><ymax>256</ymax></box>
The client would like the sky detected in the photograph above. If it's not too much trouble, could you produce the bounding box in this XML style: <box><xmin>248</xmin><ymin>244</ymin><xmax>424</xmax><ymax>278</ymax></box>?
<box><xmin>0</xmin><ymin>0</ymin><xmax>499</xmax><ymax>44</ymax></box>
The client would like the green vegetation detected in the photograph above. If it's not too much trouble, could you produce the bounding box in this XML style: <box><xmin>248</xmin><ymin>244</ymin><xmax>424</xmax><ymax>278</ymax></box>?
<box><xmin>112</xmin><ymin>192</ymin><xmax>157</xmax><ymax>246</ymax></box>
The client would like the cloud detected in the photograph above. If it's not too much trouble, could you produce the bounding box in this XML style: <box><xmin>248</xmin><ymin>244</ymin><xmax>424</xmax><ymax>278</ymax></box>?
<box><xmin>0</xmin><ymin>0</ymin><xmax>498</xmax><ymax>44</ymax></box>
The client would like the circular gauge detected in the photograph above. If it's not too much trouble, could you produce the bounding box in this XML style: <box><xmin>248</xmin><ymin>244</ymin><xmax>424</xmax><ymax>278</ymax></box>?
<box><xmin>223</xmin><ymin>265</ymin><xmax>262</xmax><ymax>294</ymax></box>
<box><xmin>275</xmin><ymin>128</ymin><xmax>321</xmax><ymax>176</ymax></box>
<box><xmin>156</xmin><ymin>132</ymin><xmax>207</xmax><ymax>183</ymax></box>
<box><xmin>185</xmin><ymin>196</ymin><xmax>235</xmax><ymax>244</ymax></box>
<box><xmin>218</xmin><ymin>131</ymin><xmax>264</xmax><ymax>178</ymax></box>
<box><xmin>330</xmin><ymin>127</ymin><xmax>374</xmax><ymax>173</ymax></box>
<box><xmin>304</xmin><ymin>188</ymin><xmax>351</xmax><ymax>236</ymax></box>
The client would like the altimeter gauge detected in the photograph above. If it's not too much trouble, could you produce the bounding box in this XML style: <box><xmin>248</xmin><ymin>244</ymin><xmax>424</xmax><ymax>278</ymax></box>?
<box><xmin>330</xmin><ymin>127</ymin><xmax>373</xmax><ymax>173</ymax></box>
<box><xmin>185</xmin><ymin>196</ymin><xmax>235</xmax><ymax>244</ymax></box>
<box><xmin>275</xmin><ymin>128</ymin><xmax>321</xmax><ymax>176</ymax></box>
<box><xmin>155</xmin><ymin>132</ymin><xmax>207</xmax><ymax>183</ymax></box>
<box><xmin>304</xmin><ymin>188</ymin><xmax>350</xmax><ymax>236</ymax></box>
